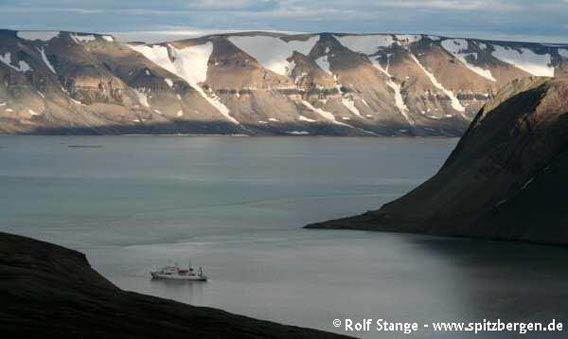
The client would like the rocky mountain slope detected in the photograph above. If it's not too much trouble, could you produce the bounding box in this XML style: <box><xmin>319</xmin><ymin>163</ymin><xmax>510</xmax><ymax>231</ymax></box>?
<box><xmin>1</xmin><ymin>29</ymin><xmax>567</xmax><ymax>136</ymax></box>
<box><xmin>307</xmin><ymin>77</ymin><xmax>568</xmax><ymax>245</ymax></box>
<box><xmin>0</xmin><ymin>232</ymin><xmax>349</xmax><ymax>338</ymax></box>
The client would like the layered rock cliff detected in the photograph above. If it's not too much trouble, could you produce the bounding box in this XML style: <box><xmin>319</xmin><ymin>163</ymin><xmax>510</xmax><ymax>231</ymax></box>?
<box><xmin>307</xmin><ymin>77</ymin><xmax>568</xmax><ymax>245</ymax></box>
<box><xmin>0</xmin><ymin>232</ymin><xmax>349</xmax><ymax>338</ymax></box>
<box><xmin>1</xmin><ymin>29</ymin><xmax>567</xmax><ymax>136</ymax></box>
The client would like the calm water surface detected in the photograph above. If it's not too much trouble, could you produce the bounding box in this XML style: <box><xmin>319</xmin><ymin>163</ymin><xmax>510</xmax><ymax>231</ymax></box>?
<box><xmin>1</xmin><ymin>136</ymin><xmax>567</xmax><ymax>338</ymax></box>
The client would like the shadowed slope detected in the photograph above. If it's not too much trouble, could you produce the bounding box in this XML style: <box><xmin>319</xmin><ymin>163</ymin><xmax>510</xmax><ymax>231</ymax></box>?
<box><xmin>307</xmin><ymin>77</ymin><xmax>568</xmax><ymax>245</ymax></box>
<box><xmin>0</xmin><ymin>232</ymin><xmax>350</xmax><ymax>338</ymax></box>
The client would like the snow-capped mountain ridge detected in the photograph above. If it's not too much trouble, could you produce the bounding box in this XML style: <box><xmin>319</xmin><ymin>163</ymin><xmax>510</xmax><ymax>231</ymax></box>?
<box><xmin>0</xmin><ymin>29</ymin><xmax>566</xmax><ymax>135</ymax></box>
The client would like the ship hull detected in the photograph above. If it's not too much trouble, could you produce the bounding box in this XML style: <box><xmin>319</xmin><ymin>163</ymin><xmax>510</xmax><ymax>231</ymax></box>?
<box><xmin>150</xmin><ymin>272</ymin><xmax>207</xmax><ymax>281</ymax></box>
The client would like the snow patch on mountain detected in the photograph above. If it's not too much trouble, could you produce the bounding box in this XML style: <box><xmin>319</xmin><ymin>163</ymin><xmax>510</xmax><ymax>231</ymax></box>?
<box><xmin>559</xmin><ymin>49</ymin><xmax>568</xmax><ymax>59</ymax></box>
<box><xmin>315</xmin><ymin>55</ymin><xmax>332</xmax><ymax>75</ymax></box>
<box><xmin>0</xmin><ymin>52</ymin><xmax>32</xmax><ymax>72</ymax></box>
<box><xmin>301</xmin><ymin>100</ymin><xmax>348</xmax><ymax>126</ymax></box>
<box><xmin>298</xmin><ymin>115</ymin><xmax>316</xmax><ymax>122</ymax></box>
<box><xmin>135</xmin><ymin>88</ymin><xmax>150</xmax><ymax>107</ymax></box>
<box><xmin>410</xmin><ymin>53</ymin><xmax>466</xmax><ymax>115</ymax></box>
<box><xmin>228</xmin><ymin>35</ymin><xmax>318</xmax><ymax>76</ymax></box>
<box><xmin>287</xmin><ymin>130</ymin><xmax>310</xmax><ymax>135</ymax></box>
<box><xmin>39</xmin><ymin>48</ymin><xmax>56</xmax><ymax>74</ymax></box>
<box><xmin>492</xmin><ymin>46</ymin><xmax>554</xmax><ymax>77</ymax></box>
<box><xmin>342</xmin><ymin>97</ymin><xmax>362</xmax><ymax>117</ymax></box>
<box><xmin>441</xmin><ymin>39</ymin><xmax>496</xmax><ymax>81</ymax></box>
<box><xmin>369</xmin><ymin>57</ymin><xmax>414</xmax><ymax>126</ymax></box>
<box><xmin>70</xmin><ymin>98</ymin><xmax>84</xmax><ymax>105</ymax></box>
<box><xmin>387</xmin><ymin>79</ymin><xmax>411</xmax><ymax>121</ymax></box>
<box><xmin>164</xmin><ymin>78</ymin><xmax>174</xmax><ymax>87</ymax></box>
<box><xmin>17</xmin><ymin>31</ymin><xmax>59</xmax><ymax>41</ymax></box>
<box><xmin>335</xmin><ymin>35</ymin><xmax>394</xmax><ymax>55</ymax></box>
<box><xmin>71</xmin><ymin>34</ymin><xmax>97</xmax><ymax>43</ymax></box>
<box><xmin>0</xmin><ymin>53</ymin><xmax>13</xmax><ymax>67</ymax></box>
<box><xmin>129</xmin><ymin>42</ymin><xmax>240</xmax><ymax>124</ymax></box>
<box><xmin>395</xmin><ymin>35</ymin><xmax>422</xmax><ymax>45</ymax></box>
<box><xmin>301</xmin><ymin>100</ymin><xmax>377</xmax><ymax>134</ymax></box>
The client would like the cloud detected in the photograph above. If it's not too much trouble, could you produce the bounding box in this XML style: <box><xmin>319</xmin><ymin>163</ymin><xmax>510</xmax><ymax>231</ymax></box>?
<box><xmin>374</xmin><ymin>0</ymin><xmax>522</xmax><ymax>11</ymax></box>
<box><xmin>0</xmin><ymin>6</ymin><xmax>105</xmax><ymax>14</ymax></box>
<box><xmin>0</xmin><ymin>0</ymin><xmax>566</xmax><ymax>42</ymax></box>
<box><xmin>186</xmin><ymin>0</ymin><xmax>279</xmax><ymax>10</ymax></box>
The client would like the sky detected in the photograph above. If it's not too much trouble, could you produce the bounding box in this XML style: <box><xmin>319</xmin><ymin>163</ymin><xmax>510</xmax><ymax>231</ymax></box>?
<box><xmin>1</xmin><ymin>0</ymin><xmax>567</xmax><ymax>43</ymax></box>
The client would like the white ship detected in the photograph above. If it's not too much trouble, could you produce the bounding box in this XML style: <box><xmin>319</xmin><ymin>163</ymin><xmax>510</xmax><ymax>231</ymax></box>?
<box><xmin>150</xmin><ymin>261</ymin><xmax>208</xmax><ymax>281</ymax></box>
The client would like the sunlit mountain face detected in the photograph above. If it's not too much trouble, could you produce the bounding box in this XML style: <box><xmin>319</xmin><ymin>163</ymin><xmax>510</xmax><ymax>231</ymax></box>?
<box><xmin>1</xmin><ymin>29</ymin><xmax>566</xmax><ymax>136</ymax></box>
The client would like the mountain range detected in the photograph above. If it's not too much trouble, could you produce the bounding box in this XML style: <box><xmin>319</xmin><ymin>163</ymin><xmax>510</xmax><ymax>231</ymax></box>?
<box><xmin>1</xmin><ymin>29</ymin><xmax>567</xmax><ymax>136</ymax></box>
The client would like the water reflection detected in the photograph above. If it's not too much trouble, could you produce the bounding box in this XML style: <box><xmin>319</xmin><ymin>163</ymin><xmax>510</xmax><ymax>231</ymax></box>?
<box><xmin>412</xmin><ymin>236</ymin><xmax>568</xmax><ymax>324</ymax></box>
<box><xmin>149</xmin><ymin>278</ymin><xmax>207</xmax><ymax>304</ymax></box>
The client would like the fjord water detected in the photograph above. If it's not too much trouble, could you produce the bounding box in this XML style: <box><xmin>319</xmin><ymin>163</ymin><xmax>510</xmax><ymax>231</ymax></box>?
<box><xmin>1</xmin><ymin>136</ymin><xmax>567</xmax><ymax>338</ymax></box>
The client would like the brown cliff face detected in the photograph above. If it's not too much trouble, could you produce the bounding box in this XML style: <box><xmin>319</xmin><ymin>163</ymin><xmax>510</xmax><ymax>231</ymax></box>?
<box><xmin>0</xmin><ymin>232</ymin><xmax>350</xmax><ymax>339</ymax></box>
<box><xmin>307</xmin><ymin>77</ymin><xmax>568</xmax><ymax>245</ymax></box>
<box><xmin>1</xmin><ymin>30</ymin><xmax>567</xmax><ymax>135</ymax></box>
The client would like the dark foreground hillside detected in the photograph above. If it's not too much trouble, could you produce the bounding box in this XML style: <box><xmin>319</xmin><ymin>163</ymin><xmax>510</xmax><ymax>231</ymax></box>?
<box><xmin>0</xmin><ymin>232</ymin><xmax>350</xmax><ymax>338</ymax></box>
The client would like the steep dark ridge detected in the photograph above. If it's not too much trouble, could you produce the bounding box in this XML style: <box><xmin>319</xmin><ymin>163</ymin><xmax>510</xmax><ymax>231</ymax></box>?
<box><xmin>306</xmin><ymin>77</ymin><xmax>568</xmax><ymax>245</ymax></box>
<box><xmin>0</xmin><ymin>232</ymin><xmax>350</xmax><ymax>338</ymax></box>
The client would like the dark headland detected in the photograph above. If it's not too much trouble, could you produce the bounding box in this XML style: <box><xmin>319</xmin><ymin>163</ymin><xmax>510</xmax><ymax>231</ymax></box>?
<box><xmin>307</xmin><ymin>77</ymin><xmax>568</xmax><ymax>245</ymax></box>
<box><xmin>0</xmin><ymin>232</ymin><xmax>350</xmax><ymax>338</ymax></box>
